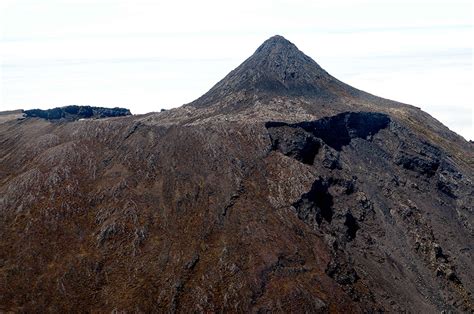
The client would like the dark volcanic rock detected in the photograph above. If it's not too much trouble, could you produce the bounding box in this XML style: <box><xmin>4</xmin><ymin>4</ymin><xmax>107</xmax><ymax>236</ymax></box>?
<box><xmin>24</xmin><ymin>105</ymin><xmax>131</xmax><ymax>121</ymax></box>
<box><xmin>292</xmin><ymin>177</ymin><xmax>334</xmax><ymax>226</ymax></box>
<box><xmin>0</xmin><ymin>35</ymin><xmax>472</xmax><ymax>313</ymax></box>
<box><xmin>267</xmin><ymin>124</ymin><xmax>322</xmax><ymax>164</ymax></box>
<box><xmin>267</xmin><ymin>111</ymin><xmax>391</xmax><ymax>151</ymax></box>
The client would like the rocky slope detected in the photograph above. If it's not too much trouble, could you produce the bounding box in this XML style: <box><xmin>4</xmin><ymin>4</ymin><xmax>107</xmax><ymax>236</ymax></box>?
<box><xmin>0</xmin><ymin>35</ymin><xmax>472</xmax><ymax>312</ymax></box>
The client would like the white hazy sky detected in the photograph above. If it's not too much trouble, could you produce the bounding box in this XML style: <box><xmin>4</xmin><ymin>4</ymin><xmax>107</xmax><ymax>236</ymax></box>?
<box><xmin>0</xmin><ymin>0</ymin><xmax>473</xmax><ymax>139</ymax></box>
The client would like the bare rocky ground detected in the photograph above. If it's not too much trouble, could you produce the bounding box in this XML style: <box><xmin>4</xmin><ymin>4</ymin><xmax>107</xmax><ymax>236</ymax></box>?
<box><xmin>0</xmin><ymin>35</ymin><xmax>472</xmax><ymax>312</ymax></box>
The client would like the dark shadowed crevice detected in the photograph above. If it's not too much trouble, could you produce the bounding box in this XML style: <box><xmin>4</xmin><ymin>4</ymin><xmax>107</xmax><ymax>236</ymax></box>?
<box><xmin>395</xmin><ymin>152</ymin><xmax>440</xmax><ymax>177</ymax></box>
<box><xmin>267</xmin><ymin>125</ymin><xmax>321</xmax><ymax>165</ymax></box>
<box><xmin>344</xmin><ymin>213</ymin><xmax>359</xmax><ymax>241</ymax></box>
<box><xmin>292</xmin><ymin>179</ymin><xmax>333</xmax><ymax>226</ymax></box>
<box><xmin>266</xmin><ymin>112</ymin><xmax>390</xmax><ymax>153</ymax></box>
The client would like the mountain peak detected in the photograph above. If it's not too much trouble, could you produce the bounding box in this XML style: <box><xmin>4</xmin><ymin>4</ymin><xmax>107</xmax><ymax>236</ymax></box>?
<box><xmin>190</xmin><ymin>35</ymin><xmax>351</xmax><ymax>108</ymax></box>
<box><xmin>254</xmin><ymin>35</ymin><xmax>297</xmax><ymax>54</ymax></box>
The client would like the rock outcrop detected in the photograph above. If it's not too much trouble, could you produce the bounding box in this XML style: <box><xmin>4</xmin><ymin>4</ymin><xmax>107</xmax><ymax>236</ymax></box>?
<box><xmin>23</xmin><ymin>105</ymin><xmax>131</xmax><ymax>121</ymax></box>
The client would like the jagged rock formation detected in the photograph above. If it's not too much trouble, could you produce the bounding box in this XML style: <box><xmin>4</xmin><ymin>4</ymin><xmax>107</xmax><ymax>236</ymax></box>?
<box><xmin>0</xmin><ymin>35</ymin><xmax>472</xmax><ymax>312</ymax></box>
<box><xmin>24</xmin><ymin>105</ymin><xmax>131</xmax><ymax>121</ymax></box>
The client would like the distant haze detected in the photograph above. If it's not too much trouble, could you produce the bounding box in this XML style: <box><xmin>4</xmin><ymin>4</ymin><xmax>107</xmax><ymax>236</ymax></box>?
<box><xmin>0</xmin><ymin>0</ymin><xmax>472</xmax><ymax>139</ymax></box>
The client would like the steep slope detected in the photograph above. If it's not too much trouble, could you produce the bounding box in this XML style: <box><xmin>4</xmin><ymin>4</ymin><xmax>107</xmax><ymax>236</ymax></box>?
<box><xmin>190</xmin><ymin>35</ymin><xmax>355</xmax><ymax>106</ymax></box>
<box><xmin>0</xmin><ymin>36</ymin><xmax>472</xmax><ymax>312</ymax></box>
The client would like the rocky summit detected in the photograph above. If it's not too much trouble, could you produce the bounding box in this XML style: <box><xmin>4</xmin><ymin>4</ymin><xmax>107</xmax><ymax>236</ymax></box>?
<box><xmin>0</xmin><ymin>35</ymin><xmax>472</xmax><ymax>312</ymax></box>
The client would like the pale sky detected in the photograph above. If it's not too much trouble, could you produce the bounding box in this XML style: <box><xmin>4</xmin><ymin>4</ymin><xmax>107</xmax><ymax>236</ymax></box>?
<box><xmin>0</xmin><ymin>0</ymin><xmax>472</xmax><ymax>139</ymax></box>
